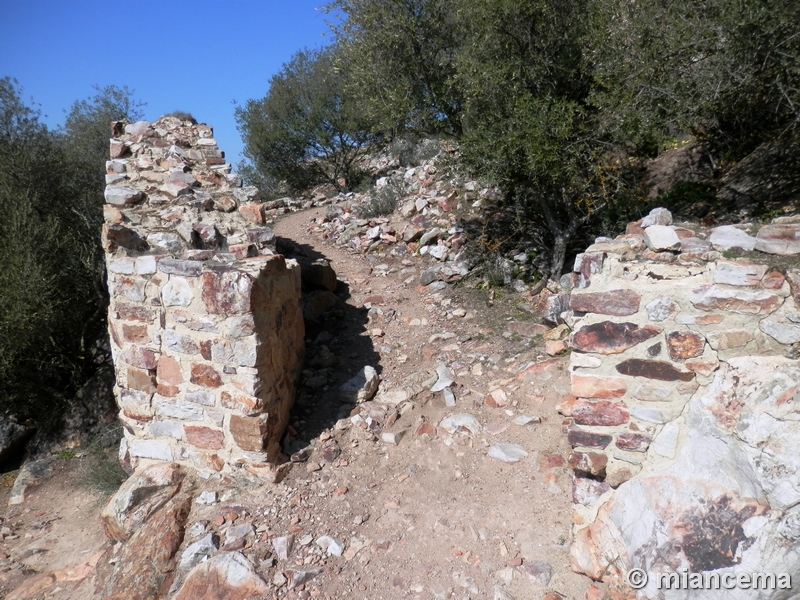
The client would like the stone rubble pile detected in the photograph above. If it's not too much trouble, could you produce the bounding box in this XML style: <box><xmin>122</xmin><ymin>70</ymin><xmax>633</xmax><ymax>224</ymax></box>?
<box><xmin>555</xmin><ymin>207</ymin><xmax>800</xmax><ymax>598</ymax></box>
<box><xmin>102</xmin><ymin>116</ymin><xmax>305</xmax><ymax>477</ymax></box>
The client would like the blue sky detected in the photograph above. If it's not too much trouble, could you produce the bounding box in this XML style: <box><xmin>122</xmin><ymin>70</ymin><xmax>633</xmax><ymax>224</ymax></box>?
<box><xmin>0</xmin><ymin>0</ymin><xmax>334</xmax><ymax>166</ymax></box>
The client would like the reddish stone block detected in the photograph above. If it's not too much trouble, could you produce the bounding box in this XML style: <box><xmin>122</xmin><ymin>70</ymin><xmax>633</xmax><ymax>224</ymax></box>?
<box><xmin>221</xmin><ymin>391</ymin><xmax>263</xmax><ymax>416</ymax></box>
<box><xmin>570</xmin><ymin>289</ymin><xmax>641</xmax><ymax>316</ymax></box>
<box><xmin>122</xmin><ymin>324</ymin><xmax>149</xmax><ymax>343</ymax></box>
<box><xmin>157</xmin><ymin>355</ymin><xmax>183</xmax><ymax>385</ymax></box>
<box><xmin>238</xmin><ymin>203</ymin><xmax>265</xmax><ymax>224</ymax></box>
<box><xmin>615</xmin><ymin>433</ymin><xmax>652</xmax><ymax>452</ymax></box>
<box><xmin>573</xmin><ymin>321</ymin><xmax>661</xmax><ymax>354</ymax></box>
<box><xmin>616</xmin><ymin>359</ymin><xmax>695</xmax><ymax>381</ymax></box>
<box><xmin>571</xmin><ymin>374</ymin><xmax>627</xmax><ymax>398</ymax></box>
<box><xmin>626</xmin><ymin>220</ymin><xmax>644</xmax><ymax>235</ymax></box>
<box><xmin>214</xmin><ymin>196</ymin><xmax>237</xmax><ymax>212</ymax></box>
<box><xmin>568</xmin><ymin>427</ymin><xmax>613</xmax><ymax>449</ymax></box>
<box><xmin>571</xmin><ymin>400</ymin><xmax>630</xmax><ymax>426</ymax></box>
<box><xmin>762</xmin><ymin>271</ymin><xmax>786</xmax><ymax>290</ymax></box>
<box><xmin>121</xmin><ymin>346</ymin><xmax>158</xmax><ymax>370</ymax></box>
<box><xmin>185</xmin><ymin>425</ymin><xmax>224</xmax><ymax>450</ymax></box>
<box><xmin>569</xmin><ymin>451</ymin><xmax>608</xmax><ymax>478</ymax></box>
<box><xmin>116</xmin><ymin>304</ymin><xmax>156</xmax><ymax>322</ymax></box>
<box><xmin>127</xmin><ymin>367</ymin><xmax>156</xmax><ymax>394</ymax></box>
<box><xmin>109</xmin><ymin>139</ymin><xmax>127</xmax><ymax>158</ymax></box>
<box><xmin>157</xmin><ymin>384</ymin><xmax>180</xmax><ymax>397</ymax></box>
<box><xmin>229</xmin><ymin>414</ymin><xmax>267</xmax><ymax>451</ymax></box>
<box><xmin>199</xmin><ymin>340</ymin><xmax>212</xmax><ymax>361</ymax></box>
<box><xmin>190</xmin><ymin>363</ymin><xmax>222</xmax><ymax>388</ymax></box>
<box><xmin>192</xmin><ymin>224</ymin><xmax>219</xmax><ymax>249</ymax></box>
<box><xmin>202</xmin><ymin>267</ymin><xmax>253</xmax><ymax>315</ymax></box>
<box><xmin>666</xmin><ymin>331</ymin><xmax>705</xmax><ymax>360</ymax></box>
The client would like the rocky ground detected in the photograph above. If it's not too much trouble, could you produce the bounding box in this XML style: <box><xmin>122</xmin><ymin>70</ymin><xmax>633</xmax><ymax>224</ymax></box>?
<box><xmin>0</xmin><ymin>199</ymin><xmax>592</xmax><ymax>600</ymax></box>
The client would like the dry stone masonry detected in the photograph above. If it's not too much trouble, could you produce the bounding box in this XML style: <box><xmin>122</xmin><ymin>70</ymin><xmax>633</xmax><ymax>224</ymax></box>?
<box><xmin>558</xmin><ymin>208</ymin><xmax>800</xmax><ymax>598</ymax></box>
<box><xmin>102</xmin><ymin>116</ymin><xmax>304</xmax><ymax>478</ymax></box>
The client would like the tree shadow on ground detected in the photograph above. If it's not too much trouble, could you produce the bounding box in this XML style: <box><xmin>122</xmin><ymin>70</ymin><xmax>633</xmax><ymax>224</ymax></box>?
<box><xmin>276</xmin><ymin>237</ymin><xmax>382</xmax><ymax>448</ymax></box>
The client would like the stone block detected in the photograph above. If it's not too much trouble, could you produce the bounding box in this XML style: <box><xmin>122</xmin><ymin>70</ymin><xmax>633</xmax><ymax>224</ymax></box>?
<box><xmin>158</xmin><ymin>258</ymin><xmax>203</xmax><ymax>277</ymax></box>
<box><xmin>202</xmin><ymin>268</ymin><xmax>253</xmax><ymax>315</ymax></box>
<box><xmin>754</xmin><ymin>224</ymin><xmax>800</xmax><ymax>255</ymax></box>
<box><xmin>568</xmin><ymin>427</ymin><xmax>613</xmax><ymax>449</ymax></box>
<box><xmin>713</xmin><ymin>261</ymin><xmax>768</xmax><ymax>286</ymax></box>
<box><xmin>157</xmin><ymin>355</ymin><xmax>183</xmax><ymax>385</ymax></box>
<box><xmin>570</xmin><ymin>400</ymin><xmax>630</xmax><ymax>426</ymax></box>
<box><xmin>229</xmin><ymin>414</ymin><xmax>268</xmax><ymax>452</ymax></box>
<box><xmin>185</xmin><ymin>390</ymin><xmax>215</xmax><ymax>406</ymax></box>
<box><xmin>666</xmin><ymin>330</ymin><xmax>705</xmax><ymax>360</ymax></box>
<box><xmin>127</xmin><ymin>367</ymin><xmax>156</xmax><ymax>394</ymax></box>
<box><xmin>164</xmin><ymin>330</ymin><xmax>200</xmax><ymax>355</ymax></box>
<box><xmin>190</xmin><ymin>364</ymin><xmax>222</xmax><ymax>388</ymax></box>
<box><xmin>128</xmin><ymin>439</ymin><xmax>173</xmax><ymax>461</ymax></box>
<box><xmin>571</xmin><ymin>374</ymin><xmax>627</xmax><ymax>398</ymax></box>
<box><xmin>615</xmin><ymin>359</ymin><xmax>695</xmax><ymax>381</ymax></box>
<box><xmin>569</xmin><ymin>451</ymin><xmax>607</xmax><ymax>478</ymax></box>
<box><xmin>572</xmin><ymin>321</ymin><xmax>661</xmax><ymax>354</ymax></box>
<box><xmin>121</xmin><ymin>346</ymin><xmax>159</xmax><ymax>370</ymax></box>
<box><xmin>615</xmin><ymin>433</ymin><xmax>651</xmax><ymax>452</ymax></box>
<box><xmin>185</xmin><ymin>426</ymin><xmax>224</xmax><ymax>450</ymax></box>
<box><xmin>570</xmin><ymin>289</ymin><xmax>641</xmax><ymax>316</ymax></box>
<box><xmin>689</xmin><ymin>285</ymin><xmax>782</xmax><ymax>315</ymax></box>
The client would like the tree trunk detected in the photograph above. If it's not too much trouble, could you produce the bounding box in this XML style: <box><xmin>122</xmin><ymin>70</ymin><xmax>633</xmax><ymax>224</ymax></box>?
<box><xmin>549</xmin><ymin>233</ymin><xmax>568</xmax><ymax>281</ymax></box>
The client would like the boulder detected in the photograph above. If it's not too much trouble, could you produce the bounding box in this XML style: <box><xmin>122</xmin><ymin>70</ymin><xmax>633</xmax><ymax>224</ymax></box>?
<box><xmin>101</xmin><ymin>462</ymin><xmax>186</xmax><ymax>542</ymax></box>
<box><xmin>571</xmin><ymin>357</ymin><xmax>800</xmax><ymax>597</ymax></box>
<box><xmin>173</xmin><ymin>552</ymin><xmax>269</xmax><ymax>600</ymax></box>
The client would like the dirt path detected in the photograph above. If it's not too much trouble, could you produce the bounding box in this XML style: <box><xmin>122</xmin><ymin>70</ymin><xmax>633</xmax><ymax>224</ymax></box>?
<box><xmin>265</xmin><ymin>206</ymin><xmax>590</xmax><ymax>599</ymax></box>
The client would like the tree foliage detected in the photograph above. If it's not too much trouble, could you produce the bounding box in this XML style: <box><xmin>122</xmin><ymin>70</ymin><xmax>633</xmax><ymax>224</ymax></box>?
<box><xmin>326</xmin><ymin>0</ymin><xmax>464</xmax><ymax>135</ymax></box>
<box><xmin>318</xmin><ymin>0</ymin><xmax>799</xmax><ymax>278</ymax></box>
<box><xmin>235</xmin><ymin>47</ymin><xmax>376</xmax><ymax>193</ymax></box>
<box><xmin>0</xmin><ymin>78</ymin><xmax>143</xmax><ymax>425</ymax></box>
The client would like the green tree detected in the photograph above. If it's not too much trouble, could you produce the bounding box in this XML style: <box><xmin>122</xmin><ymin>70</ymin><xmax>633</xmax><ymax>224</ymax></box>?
<box><xmin>0</xmin><ymin>78</ymin><xmax>143</xmax><ymax>428</ymax></box>
<box><xmin>326</xmin><ymin>0</ymin><xmax>464</xmax><ymax>135</ymax></box>
<box><xmin>456</xmin><ymin>0</ymin><xmax>637</xmax><ymax>278</ymax></box>
<box><xmin>236</xmin><ymin>46</ymin><xmax>377</xmax><ymax>193</ymax></box>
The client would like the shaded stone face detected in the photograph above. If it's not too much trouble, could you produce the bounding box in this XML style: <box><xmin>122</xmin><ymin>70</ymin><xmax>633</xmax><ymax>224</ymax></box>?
<box><xmin>615</xmin><ymin>359</ymin><xmax>695</xmax><ymax>381</ymax></box>
<box><xmin>666</xmin><ymin>331</ymin><xmax>705</xmax><ymax>360</ymax></box>
<box><xmin>569</xmin><ymin>451</ymin><xmax>608</xmax><ymax>478</ymax></box>
<box><xmin>229</xmin><ymin>414</ymin><xmax>268</xmax><ymax>451</ymax></box>
<box><xmin>570</xmin><ymin>289</ymin><xmax>641</xmax><ymax>316</ymax></box>
<box><xmin>573</xmin><ymin>321</ymin><xmax>661</xmax><ymax>354</ymax></box>
<box><xmin>568</xmin><ymin>427</ymin><xmax>613</xmax><ymax>449</ymax></box>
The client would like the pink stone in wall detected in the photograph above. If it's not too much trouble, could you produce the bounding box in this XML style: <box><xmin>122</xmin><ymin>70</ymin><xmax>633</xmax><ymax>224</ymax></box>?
<box><xmin>157</xmin><ymin>355</ymin><xmax>183</xmax><ymax>386</ymax></box>
<box><xmin>666</xmin><ymin>331</ymin><xmax>705</xmax><ymax>360</ymax></box>
<box><xmin>190</xmin><ymin>363</ymin><xmax>222</xmax><ymax>388</ymax></box>
<box><xmin>615</xmin><ymin>433</ymin><xmax>652</xmax><ymax>452</ymax></box>
<box><xmin>570</xmin><ymin>289</ymin><xmax>641</xmax><ymax>316</ymax></box>
<box><xmin>185</xmin><ymin>426</ymin><xmax>224</xmax><ymax>450</ymax></box>
<box><xmin>689</xmin><ymin>285</ymin><xmax>783</xmax><ymax>315</ymax></box>
<box><xmin>202</xmin><ymin>268</ymin><xmax>253</xmax><ymax>315</ymax></box>
<box><xmin>571</xmin><ymin>374</ymin><xmax>627</xmax><ymax>398</ymax></box>
<box><xmin>572</xmin><ymin>322</ymin><xmax>661</xmax><ymax>354</ymax></box>
<box><xmin>761</xmin><ymin>271</ymin><xmax>786</xmax><ymax>290</ymax></box>
<box><xmin>571</xmin><ymin>401</ymin><xmax>630</xmax><ymax>426</ymax></box>
<box><xmin>121</xmin><ymin>346</ymin><xmax>159</xmax><ymax>370</ymax></box>
<box><xmin>569</xmin><ymin>451</ymin><xmax>608</xmax><ymax>478</ymax></box>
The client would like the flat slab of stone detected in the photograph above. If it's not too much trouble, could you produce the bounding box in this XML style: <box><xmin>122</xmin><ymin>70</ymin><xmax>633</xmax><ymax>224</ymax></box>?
<box><xmin>689</xmin><ymin>285</ymin><xmax>782</xmax><ymax>315</ymax></box>
<box><xmin>754</xmin><ymin>224</ymin><xmax>800</xmax><ymax>255</ymax></box>
<box><xmin>759</xmin><ymin>320</ymin><xmax>800</xmax><ymax>345</ymax></box>
<box><xmin>643</xmin><ymin>225</ymin><xmax>681</xmax><ymax>251</ymax></box>
<box><xmin>572</xmin><ymin>322</ymin><xmax>661</xmax><ymax>354</ymax></box>
<box><xmin>708</xmin><ymin>225</ymin><xmax>757</xmax><ymax>251</ymax></box>
<box><xmin>615</xmin><ymin>359</ymin><xmax>695</xmax><ymax>381</ymax></box>
<box><xmin>713</xmin><ymin>261</ymin><xmax>768</xmax><ymax>286</ymax></box>
<box><xmin>570</xmin><ymin>289</ymin><xmax>641</xmax><ymax>316</ymax></box>
<box><xmin>571</xmin><ymin>374</ymin><xmax>627</xmax><ymax>398</ymax></box>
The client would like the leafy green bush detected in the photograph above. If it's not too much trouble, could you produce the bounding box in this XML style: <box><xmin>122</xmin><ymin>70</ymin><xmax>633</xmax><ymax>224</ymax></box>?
<box><xmin>0</xmin><ymin>78</ymin><xmax>143</xmax><ymax>429</ymax></box>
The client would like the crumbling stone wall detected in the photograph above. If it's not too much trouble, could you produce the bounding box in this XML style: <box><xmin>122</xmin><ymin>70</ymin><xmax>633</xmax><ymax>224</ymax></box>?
<box><xmin>102</xmin><ymin>116</ymin><xmax>304</xmax><ymax>477</ymax></box>
<box><xmin>559</xmin><ymin>209</ymin><xmax>800</xmax><ymax>595</ymax></box>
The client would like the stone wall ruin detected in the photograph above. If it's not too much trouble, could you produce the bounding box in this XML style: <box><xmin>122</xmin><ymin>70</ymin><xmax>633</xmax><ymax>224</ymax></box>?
<box><xmin>102</xmin><ymin>116</ymin><xmax>304</xmax><ymax>478</ymax></box>
<box><xmin>559</xmin><ymin>208</ymin><xmax>800</xmax><ymax>598</ymax></box>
